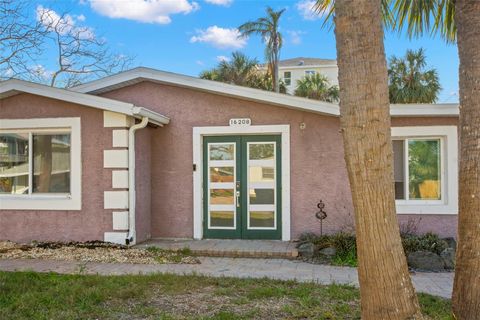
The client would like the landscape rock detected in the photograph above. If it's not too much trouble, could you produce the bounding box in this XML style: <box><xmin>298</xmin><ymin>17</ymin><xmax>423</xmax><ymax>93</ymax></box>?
<box><xmin>297</xmin><ymin>242</ymin><xmax>315</xmax><ymax>258</ymax></box>
<box><xmin>319</xmin><ymin>247</ymin><xmax>337</xmax><ymax>257</ymax></box>
<box><xmin>440</xmin><ymin>248</ymin><xmax>456</xmax><ymax>270</ymax></box>
<box><xmin>442</xmin><ymin>237</ymin><xmax>457</xmax><ymax>250</ymax></box>
<box><xmin>407</xmin><ymin>251</ymin><xmax>445</xmax><ymax>271</ymax></box>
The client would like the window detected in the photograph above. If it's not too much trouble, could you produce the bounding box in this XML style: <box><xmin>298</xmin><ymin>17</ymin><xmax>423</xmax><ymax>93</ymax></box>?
<box><xmin>283</xmin><ymin>72</ymin><xmax>291</xmax><ymax>86</ymax></box>
<box><xmin>392</xmin><ymin>126</ymin><xmax>458</xmax><ymax>214</ymax></box>
<box><xmin>393</xmin><ymin>139</ymin><xmax>441</xmax><ymax>201</ymax></box>
<box><xmin>0</xmin><ymin>118</ymin><xmax>81</xmax><ymax>210</ymax></box>
<box><xmin>305</xmin><ymin>70</ymin><xmax>316</xmax><ymax>76</ymax></box>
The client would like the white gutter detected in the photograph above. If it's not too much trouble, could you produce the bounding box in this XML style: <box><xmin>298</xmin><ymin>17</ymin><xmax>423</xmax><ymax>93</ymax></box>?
<box><xmin>126</xmin><ymin>116</ymin><xmax>149</xmax><ymax>245</ymax></box>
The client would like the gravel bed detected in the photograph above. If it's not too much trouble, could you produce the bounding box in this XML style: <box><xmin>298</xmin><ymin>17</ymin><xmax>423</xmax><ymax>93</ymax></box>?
<box><xmin>0</xmin><ymin>241</ymin><xmax>199</xmax><ymax>264</ymax></box>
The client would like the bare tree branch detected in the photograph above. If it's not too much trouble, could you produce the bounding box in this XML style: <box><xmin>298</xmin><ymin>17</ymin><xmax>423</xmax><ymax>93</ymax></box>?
<box><xmin>0</xmin><ymin>0</ymin><xmax>46</xmax><ymax>79</ymax></box>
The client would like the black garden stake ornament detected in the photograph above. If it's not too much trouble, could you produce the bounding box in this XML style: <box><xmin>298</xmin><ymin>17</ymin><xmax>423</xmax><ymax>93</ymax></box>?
<box><xmin>315</xmin><ymin>200</ymin><xmax>327</xmax><ymax>236</ymax></box>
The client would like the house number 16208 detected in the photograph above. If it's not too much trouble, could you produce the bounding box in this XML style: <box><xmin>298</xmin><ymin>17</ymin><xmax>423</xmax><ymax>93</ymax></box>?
<box><xmin>229</xmin><ymin>118</ymin><xmax>251</xmax><ymax>127</ymax></box>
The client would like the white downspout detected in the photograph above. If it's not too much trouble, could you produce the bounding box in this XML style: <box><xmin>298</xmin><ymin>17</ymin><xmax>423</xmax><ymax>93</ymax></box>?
<box><xmin>126</xmin><ymin>116</ymin><xmax>149</xmax><ymax>245</ymax></box>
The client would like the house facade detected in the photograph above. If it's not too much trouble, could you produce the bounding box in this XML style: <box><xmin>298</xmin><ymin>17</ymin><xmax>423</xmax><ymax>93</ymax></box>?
<box><xmin>259</xmin><ymin>57</ymin><xmax>339</xmax><ymax>94</ymax></box>
<box><xmin>0</xmin><ymin>68</ymin><xmax>459</xmax><ymax>245</ymax></box>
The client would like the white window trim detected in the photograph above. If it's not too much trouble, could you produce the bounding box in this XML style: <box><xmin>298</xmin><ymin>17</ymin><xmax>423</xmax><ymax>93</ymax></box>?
<box><xmin>392</xmin><ymin>126</ymin><xmax>458</xmax><ymax>215</ymax></box>
<box><xmin>0</xmin><ymin>117</ymin><xmax>82</xmax><ymax>210</ymax></box>
<box><xmin>193</xmin><ymin>125</ymin><xmax>290</xmax><ymax>241</ymax></box>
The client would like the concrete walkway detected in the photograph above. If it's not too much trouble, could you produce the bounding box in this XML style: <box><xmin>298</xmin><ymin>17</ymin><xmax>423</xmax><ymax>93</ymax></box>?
<box><xmin>0</xmin><ymin>257</ymin><xmax>453</xmax><ymax>298</ymax></box>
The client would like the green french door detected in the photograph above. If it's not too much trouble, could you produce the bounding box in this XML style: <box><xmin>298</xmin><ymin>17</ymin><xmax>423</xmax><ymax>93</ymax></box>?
<box><xmin>203</xmin><ymin>135</ymin><xmax>282</xmax><ymax>239</ymax></box>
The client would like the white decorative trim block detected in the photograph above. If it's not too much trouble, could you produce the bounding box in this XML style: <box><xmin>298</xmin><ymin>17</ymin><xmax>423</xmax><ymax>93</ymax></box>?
<box><xmin>112</xmin><ymin>129</ymin><xmax>129</xmax><ymax>147</ymax></box>
<box><xmin>104</xmin><ymin>191</ymin><xmax>129</xmax><ymax>209</ymax></box>
<box><xmin>104</xmin><ymin>232</ymin><xmax>127</xmax><ymax>245</ymax></box>
<box><xmin>112</xmin><ymin>170</ymin><xmax>129</xmax><ymax>189</ymax></box>
<box><xmin>103</xmin><ymin>111</ymin><xmax>132</xmax><ymax>128</ymax></box>
<box><xmin>112</xmin><ymin>211</ymin><xmax>129</xmax><ymax>230</ymax></box>
<box><xmin>104</xmin><ymin>150</ymin><xmax>128</xmax><ymax>168</ymax></box>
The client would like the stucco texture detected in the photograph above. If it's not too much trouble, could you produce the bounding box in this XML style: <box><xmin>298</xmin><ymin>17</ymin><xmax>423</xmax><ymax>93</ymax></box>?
<box><xmin>102</xmin><ymin>81</ymin><xmax>458</xmax><ymax>239</ymax></box>
<box><xmin>0</xmin><ymin>93</ymin><xmax>112</xmax><ymax>243</ymax></box>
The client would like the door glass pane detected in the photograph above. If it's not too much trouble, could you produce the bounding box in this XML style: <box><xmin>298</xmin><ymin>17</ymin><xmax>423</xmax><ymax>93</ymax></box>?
<box><xmin>249</xmin><ymin>143</ymin><xmax>274</xmax><ymax>160</ymax></box>
<box><xmin>210</xmin><ymin>211</ymin><xmax>234</xmax><ymax>227</ymax></box>
<box><xmin>393</xmin><ymin>140</ymin><xmax>405</xmax><ymax>200</ymax></box>
<box><xmin>249</xmin><ymin>166</ymin><xmax>274</xmax><ymax>182</ymax></box>
<box><xmin>210</xmin><ymin>189</ymin><xmax>234</xmax><ymax>205</ymax></box>
<box><xmin>0</xmin><ymin>133</ymin><xmax>29</xmax><ymax>194</ymax></box>
<box><xmin>210</xmin><ymin>167</ymin><xmax>234</xmax><ymax>183</ymax></box>
<box><xmin>249</xmin><ymin>188</ymin><xmax>274</xmax><ymax>205</ymax></box>
<box><xmin>33</xmin><ymin>134</ymin><xmax>71</xmax><ymax>193</ymax></box>
<box><xmin>210</xmin><ymin>144</ymin><xmax>234</xmax><ymax>160</ymax></box>
<box><xmin>408</xmin><ymin>139</ymin><xmax>441</xmax><ymax>200</ymax></box>
<box><xmin>250</xmin><ymin>211</ymin><xmax>274</xmax><ymax>228</ymax></box>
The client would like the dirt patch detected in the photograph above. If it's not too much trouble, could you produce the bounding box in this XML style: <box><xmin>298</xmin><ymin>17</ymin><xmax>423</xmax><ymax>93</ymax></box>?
<box><xmin>0</xmin><ymin>241</ymin><xmax>199</xmax><ymax>264</ymax></box>
<box><xmin>128</xmin><ymin>286</ymin><xmax>294</xmax><ymax>319</ymax></box>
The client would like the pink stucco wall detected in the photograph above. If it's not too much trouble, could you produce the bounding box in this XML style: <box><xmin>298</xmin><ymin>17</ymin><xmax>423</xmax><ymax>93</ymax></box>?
<box><xmin>0</xmin><ymin>93</ymin><xmax>112</xmax><ymax>243</ymax></box>
<box><xmin>135</xmin><ymin>127</ymin><xmax>152</xmax><ymax>243</ymax></box>
<box><xmin>102</xmin><ymin>81</ymin><xmax>459</xmax><ymax>239</ymax></box>
<box><xmin>0</xmin><ymin>85</ymin><xmax>459</xmax><ymax>243</ymax></box>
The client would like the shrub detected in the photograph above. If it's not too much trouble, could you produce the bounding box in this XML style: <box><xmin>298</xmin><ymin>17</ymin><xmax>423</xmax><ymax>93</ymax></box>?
<box><xmin>298</xmin><ymin>231</ymin><xmax>449</xmax><ymax>267</ymax></box>
<box><xmin>401</xmin><ymin>232</ymin><xmax>448</xmax><ymax>255</ymax></box>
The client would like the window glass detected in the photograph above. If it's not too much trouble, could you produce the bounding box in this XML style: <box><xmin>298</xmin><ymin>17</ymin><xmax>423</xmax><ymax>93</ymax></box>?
<box><xmin>305</xmin><ymin>70</ymin><xmax>316</xmax><ymax>76</ymax></box>
<box><xmin>33</xmin><ymin>134</ymin><xmax>71</xmax><ymax>193</ymax></box>
<box><xmin>393</xmin><ymin>140</ymin><xmax>405</xmax><ymax>200</ymax></box>
<box><xmin>209</xmin><ymin>144</ymin><xmax>234</xmax><ymax>160</ymax></box>
<box><xmin>210</xmin><ymin>167</ymin><xmax>234</xmax><ymax>183</ymax></box>
<box><xmin>210</xmin><ymin>211</ymin><xmax>234</xmax><ymax>227</ymax></box>
<box><xmin>249</xmin><ymin>166</ymin><xmax>274</xmax><ymax>183</ymax></box>
<box><xmin>249</xmin><ymin>143</ymin><xmax>274</xmax><ymax>160</ymax></box>
<box><xmin>408</xmin><ymin>139</ymin><xmax>441</xmax><ymax>200</ymax></box>
<box><xmin>284</xmin><ymin>71</ymin><xmax>291</xmax><ymax>86</ymax></box>
<box><xmin>210</xmin><ymin>189</ymin><xmax>234</xmax><ymax>205</ymax></box>
<box><xmin>0</xmin><ymin>133</ymin><xmax>29</xmax><ymax>194</ymax></box>
<box><xmin>249</xmin><ymin>211</ymin><xmax>274</xmax><ymax>228</ymax></box>
<box><xmin>249</xmin><ymin>188</ymin><xmax>274</xmax><ymax>205</ymax></box>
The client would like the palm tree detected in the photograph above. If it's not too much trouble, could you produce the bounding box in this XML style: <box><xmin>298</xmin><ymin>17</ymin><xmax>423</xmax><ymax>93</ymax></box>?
<box><xmin>315</xmin><ymin>0</ymin><xmax>455</xmax><ymax>42</ymax></box>
<box><xmin>317</xmin><ymin>1</ymin><xmax>480</xmax><ymax>317</ymax></box>
<box><xmin>238</xmin><ymin>7</ymin><xmax>285</xmax><ymax>93</ymax></box>
<box><xmin>294</xmin><ymin>73</ymin><xmax>339</xmax><ymax>102</ymax></box>
<box><xmin>388</xmin><ymin>48</ymin><xmax>441</xmax><ymax>103</ymax></box>
<box><xmin>199</xmin><ymin>51</ymin><xmax>258</xmax><ymax>86</ymax></box>
<box><xmin>452</xmin><ymin>2</ymin><xmax>480</xmax><ymax>319</ymax></box>
<box><xmin>199</xmin><ymin>51</ymin><xmax>287</xmax><ymax>93</ymax></box>
<box><xmin>316</xmin><ymin>0</ymin><xmax>424</xmax><ymax>318</ymax></box>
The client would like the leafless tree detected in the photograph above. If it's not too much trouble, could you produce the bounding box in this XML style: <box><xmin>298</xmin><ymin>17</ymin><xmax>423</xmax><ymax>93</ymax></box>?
<box><xmin>0</xmin><ymin>0</ymin><xmax>45</xmax><ymax>79</ymax></box>
<box><xmin>1</xmin><ymin>2</ymin><xmax>134</xmax><ymax>87</ymax></box>
<box><xmin>36</xmin><ymin>6</ymin><xmax>134</xmax><ymax>87</ymax></box>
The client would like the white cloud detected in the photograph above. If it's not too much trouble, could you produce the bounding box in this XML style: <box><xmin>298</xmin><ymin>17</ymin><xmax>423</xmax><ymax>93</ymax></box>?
<box><xmin>36</xmin><ymin>6</ymin><xmax>95</xmax><ymax>40</ymax></box>
<box><xmin>190</xmin><ymin>26</ymin><xmax>246</xmax><ymax>49</ymax></box>
<box><xmin>196</xmin><ymin>60</ymin><xmax>205</xmax><ymax>66</ymax></box>
<box><xmin>205</xmin><ymin>0</ymin><xmax>233</xmax><ymax>6</ymax></box>
<box><xmin>88</xmin><ymin>0</ymin><xmax>199</xmax><ymax>24</ymax></box>
<box><xmin>296</xmin><ymin>0</ymin><xmax>322</xmax><ymax>20</ymax></box>
<box><xmin>216</xmin><ymin>55</ymin><xmax>230</xmax><ymax>62</ymax></box>
<box><xmin>287</xmin><ymin>30</ymin><xmax>306</xmax><ymax>45</ymax></box>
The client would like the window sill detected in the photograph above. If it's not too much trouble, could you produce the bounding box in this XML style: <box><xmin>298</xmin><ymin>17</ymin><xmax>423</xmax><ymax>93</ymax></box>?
<box><xmin>0</xmin><ymin>196</ymin><xmax>81</xmax><ymax>211</ymax></box>
<box><xmin>396</xmin><ymin>201</ymin><xmax>457</xmax><ymax>215</ymax></box>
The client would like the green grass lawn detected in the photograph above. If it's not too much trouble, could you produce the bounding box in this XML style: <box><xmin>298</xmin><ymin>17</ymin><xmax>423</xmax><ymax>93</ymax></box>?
<box><xmin>0</xmin><ymin>271</ymin><xmax>452</xmax><ymax>320</ymax></box>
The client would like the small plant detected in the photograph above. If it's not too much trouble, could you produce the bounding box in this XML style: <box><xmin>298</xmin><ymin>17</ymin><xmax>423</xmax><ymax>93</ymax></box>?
<box><xmin>401</xmin><ymin>232</ymin><xmax>448</xmax><ymax>255</ymax></box>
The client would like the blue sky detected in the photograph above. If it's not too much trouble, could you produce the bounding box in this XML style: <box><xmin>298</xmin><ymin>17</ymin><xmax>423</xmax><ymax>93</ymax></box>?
<box><xmin>33</xmin><ymin>0</ymin><xmax>459</xmax><ymax>102</ymax></box>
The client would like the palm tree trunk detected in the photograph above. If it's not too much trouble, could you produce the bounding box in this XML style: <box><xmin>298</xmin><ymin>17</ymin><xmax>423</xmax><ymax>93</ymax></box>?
<box><xmin>334</xmin><ymin>0</ymin><xmax>423</xmax><ymax>318</ymax></box>
<box><xmin>452</xmin><ymin>1</ymin><xmax>480</xmax><ymax>318</ymax></box>
<box><xmin>274</xmin><ymin>45</ymin><xmax>280</xmax><ymax>93</ymax></box>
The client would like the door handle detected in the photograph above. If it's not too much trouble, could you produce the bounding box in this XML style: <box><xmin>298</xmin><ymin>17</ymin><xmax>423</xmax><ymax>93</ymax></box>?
<box><xmin>236</xmin><ymin>181</ymin><xmax>241</xmax><ymax>208</ymax></box>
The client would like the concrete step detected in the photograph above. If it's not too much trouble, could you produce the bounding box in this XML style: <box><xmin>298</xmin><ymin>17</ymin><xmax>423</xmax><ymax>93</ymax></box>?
<box><xmin>136</xmin><ymin>239</ymin><xmax>299</xmax><ymax>259</ymax></box>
